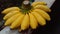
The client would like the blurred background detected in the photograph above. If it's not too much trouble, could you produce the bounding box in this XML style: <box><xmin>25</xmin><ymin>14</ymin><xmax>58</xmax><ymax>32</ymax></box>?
<box><xmin>0</xmin><ymin>0</ymin><xmax>60</xmax><ymax>34</ymax></box>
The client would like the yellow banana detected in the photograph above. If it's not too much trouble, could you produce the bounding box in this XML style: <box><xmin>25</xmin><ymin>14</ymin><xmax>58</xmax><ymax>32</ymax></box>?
<box><xmin>32</xmin><ymin>2</ymin><xmax>47</xmax><ymax>7</ymax></box>
<box><xmin>29</xmin><ymin>13</ymin><xmax>38</xmax><ymax>29</ymax></box>
<box><xmin>4</xmin><ymin>13</ymin><xmax>21</xmax><ymax>26</ymax></box>
<box><xmin>34</xmin><ymin>5</ymin><xmax>51</xmax><ymax>12</ymax></box>
<box><xmin>20</xmin><ymin>14</ymin><xmax>29</xmax><ymax>31</ymax></box>
<box><xmin>33</xmin><ymin>9</ymin><xmax>51</xmax><ymax>21</ymax></box>
<box><xmin>31</xmin><ymin>11</ymin><xmax>46</xmax><ymax>26</ymax></box>
<box><xmin>3</xmin><ymin>11</ymin><xmax>20</xmax><ymax>20</ymax></box>
<box><xmin>10</xmin><ymin>14</ymin><xmax>24</xmax><ymax>29</ymax></box>
<box><xmin>2</xmin><ymin>7</ymin><xmax>20</xmax><ymax>14</ymax></box>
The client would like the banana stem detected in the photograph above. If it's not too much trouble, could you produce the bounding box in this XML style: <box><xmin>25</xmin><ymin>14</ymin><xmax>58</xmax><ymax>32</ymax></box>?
<box><xmin>21</xmin><ymin>0</ymin><xmax>32</xmax><ymax>14</ymax></box>
<box><xmin>21</xmin><ymin>0</ymin><xmax>31</xmax><ymax>9</ymax></box>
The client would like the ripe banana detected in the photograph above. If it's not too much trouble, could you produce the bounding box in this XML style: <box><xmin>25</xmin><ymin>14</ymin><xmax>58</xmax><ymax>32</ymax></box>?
<box><xmin>2</xmin><ymin>7</ymin><xmax>20</xmax><ymax>14</ymax></box>
<box><xmin>20</xmin><ymin>14</ymin><xmax>29</xmax><ymax>31</ymax></box>
<box><xmin>29</xmin><ymin>13</ymin><xmax>38</xmax><ymax>29</ymax></box>
<box><xmin>31</xmin><ymin>11</ymin><xmax>46</xmax><ymax>26</ymax></box>
<box><xmin>33</xmin><ymin>9</ymin><xmax>51</xmax><ymax>21</ymax></box>
<box><xmin>34</xmin><ymin>5</ymin><xmax>51</xmax><ymax>12</ymax></box>
<box><xmin>2</xmin><ymin>1</ymin><xmax>51</xmax><ymax>32</ymax></box>
<box><xmin>3</xmin><ymin>11</ymin><xmax>20</xmax><ymax>20</ymax></box>
<box><xmin>4</xmin><ymin>13</ymin><xmax>21</xmax><ymax>26</ymax></box>
<box><xmin>31</xmin><ymin>2</ymin><xmax>47</xmax><ymax>7</ymax></box>
<box><xmin>10</xmin><ymin>14</ymin><xmax>24</xmax><ymax>29</ymax></box>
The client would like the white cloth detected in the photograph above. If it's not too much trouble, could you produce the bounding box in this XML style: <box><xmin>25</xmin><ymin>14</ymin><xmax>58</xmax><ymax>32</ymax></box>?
<box><xmin>0</xmin><ymin>0</ymin><xmax>55</xmax><ymax>34</ymax></box>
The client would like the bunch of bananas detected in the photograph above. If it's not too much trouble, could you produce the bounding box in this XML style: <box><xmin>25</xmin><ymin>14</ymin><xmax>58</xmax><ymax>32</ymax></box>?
<box><xmin>2</xmin><ymin>1</ymin><xmax>51</xmax><ymax>32</ymax></box>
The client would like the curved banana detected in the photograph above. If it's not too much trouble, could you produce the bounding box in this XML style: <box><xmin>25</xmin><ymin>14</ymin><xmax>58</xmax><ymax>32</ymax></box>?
<box><xmin>31</xmin><ymin>2</ymin><xmax>47</xmax><ymax>7</ymax></box>
<box><xmin>34</xmin><ymin>5</ymin><xmax>51</xmax><ymax>12</ymax></box>
<box><xmin>31</xmin><ymin>11</ymin><xmax>46</xmax><ymax>26</ymax></box>
<box><xmin>3</xmin><ymin>11</ymin><xmax>20</xmax><ymax>20</ymax></box>
<box><xmin>33</xmin><ymin>9</ymin><xmax>51</xmax><ymax>21</ymax></box>
<box><xmin>10</xmin><ymin>14</ymin><xmax>24</xmax><ymax>29</ymax></box>
<box><xmin>2</xmin><ymin>7</ymin><xmax>20</xmax><ymax>14</ymax></box>
<box><xmin>20</xmin><ymin>14</ymin><xmax>29</xmax><ymax>31</ymax></box>
<box><xmin>29</xmin><ymin>13</ymin><xmax>38</xmax><ymax>29</ymax></box>
<box><xmin>4</xmin><ymin>13</ymin><xmax>21</xmax><ymax>26</ymax></box>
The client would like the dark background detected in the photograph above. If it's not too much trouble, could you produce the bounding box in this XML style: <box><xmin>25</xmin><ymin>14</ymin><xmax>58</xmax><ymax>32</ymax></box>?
<box><xmin>0</xmin><ymin>0</ymin><xmax>60</xmax><ymax>34</ymax></box>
